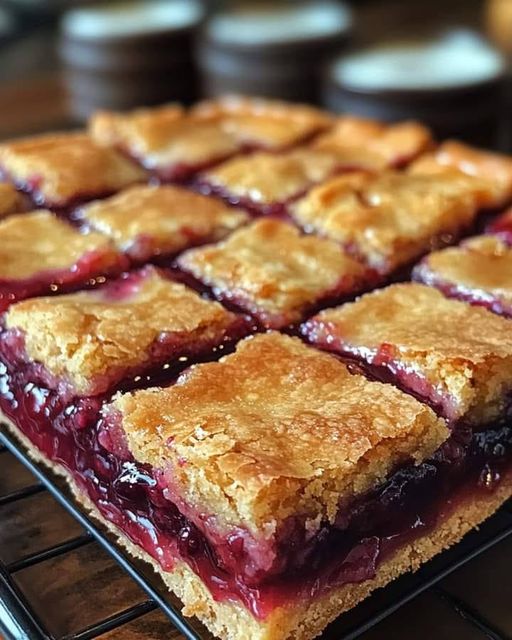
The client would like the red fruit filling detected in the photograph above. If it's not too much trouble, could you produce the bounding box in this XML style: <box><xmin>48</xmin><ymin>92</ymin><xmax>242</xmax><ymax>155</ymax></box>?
<box><xmin>1</xmin><ymin>341</ymin><xmax>511</xmax><ymax>620</ymax></box>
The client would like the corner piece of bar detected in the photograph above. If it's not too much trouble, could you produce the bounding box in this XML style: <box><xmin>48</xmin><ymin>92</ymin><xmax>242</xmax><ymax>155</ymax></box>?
<box><xmin>303</xmin><ymin>282</ymin><xmax>512</xmax><ymax>424</ymax></box>
<box><xmin>413</xmin><ymin>235</ymin><xmax>512</xmax><ymax>317</ymax></box>
<box><xmin>3</xmin><ymin>266</ymin><xmax>249</xmax><ymax>397</ymax></box>
<box><xmin>0</xmin><ymin>132</ymin><xmax>146</xmax><ymax>208</ymax></box>
<box><xmin>177</xmin><ymin>218</ymin><xmax>374</xmax><ymax>328</ymax></box>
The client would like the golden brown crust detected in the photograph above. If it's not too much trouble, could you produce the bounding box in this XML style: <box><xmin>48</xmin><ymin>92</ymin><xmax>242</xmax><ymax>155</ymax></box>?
<box><xmin>291</xmin><ymin>171</ymin><xmax>479</xmax><ymax>272</ymax></box>
<box><xmin>0</xmin><ymin>182</ymin><xmax>25</xmax><ymax>217</ymax></box>
<box><xmin>3</xmin><ymin>414</ymin><xmax>511</xmax><ymax>640</ymax></box>
<box><xmin>82</xmin><ymin>184</ymin><xmax>248</xmax><ymax>256</ymax></box>
<box><xmin>0</xmin><ymin>210</ymin><xmax>122</xmax><ymax>280</ymax></box>
<box><xmin>307</xmin><ymin>283</ymin><xmax>512</xmax><ymax>423</ymax></box>
<box><xmin>5</xmin><ymin>267</ymin><xmax>240</xmax><ymax>395</ymax></box>
<box><xmin>202</xmin><ymin>149</ymin><xmax>340</xmax><ymax>204</ymax></box>
<box><xmin>112</xmin><ymin>332</ymin><xmax>447</xmax><ymax>536</ymax></box>
<box><xmin>0</xmin><ymin>132</ymin><xmax>146</xmax><ymax>206</ymax></box>
<box><xmin>312</xmin><ymin>116</ymin><xmax>432</xmax><ymax>169</ymax></box>
<box><xmin>415</xmin><ymin>235</ymin><xmax>512</xmax><ymax>308</ymax></box>
<box><xmin>177</xmin><ymin>219</ymin><xmax>371</xmax><ymax>326</ymax></box>
<box><xmin>409</xmin><ymin>140</ymin><xmax>512</xmax><ymax>208</ymax></box>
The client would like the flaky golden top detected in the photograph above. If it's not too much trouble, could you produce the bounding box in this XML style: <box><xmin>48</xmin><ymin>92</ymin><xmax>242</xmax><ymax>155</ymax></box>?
<box><xmin>0</xmin><ymin>133</ymin><xmax>146</xmax><ymax>206</ymax></box>
<box><xmin>192</xmin><ymin>95</ymin><xmax>333</xmax><ymax>147</ymax></box>
<box><xmin>111</xmin><ymin>332</ymin><xmax>447</xmax><ymax>533</ymax></box>
<box><xmin>178</xmin><ymin>219</ymin><xmax>368</xmax><ymax>327</ymax></box>
<box><xmin>308</xmin><ymin>283</ymin><xmax>512</xmax><ymax>423</ymax></box>
<box><xmin>0</xmin><ymin>210</ymin><xmax>121</xmax><ymax>280</ymax></box>
<box><xmin>82</xmin><ymin>185</ymin><xmax>248</xmax><ymax>256</ymax></box>
<box><xmin>410</xmin><ymin>140</ymin><xmax>512</xmax><ymax>208</ymax></box>
<box><xmin>416</xmin><ymin>235</ymin><xmax>512</xmax><ymax>306</ymax></box>
<box><xmin>0</xmin><ymin>183</ymin><xmax>25</xmax><ymax>218</ymax></box>
<box><xmin>312</xmin><ymin>116</ymin><xmax>432</xmax><ymax>169</ymax></box>
<box><xmin>291</xmin><ymin>171</ymin><xmax>479</xmax><ymax>271</ymax></box>
<box><xmin>5</xmin><ymin>267</ymin><xmax>239</xmax><ymax>395</ymax></box>
<box><xmin>202</xmin><ymin>149</ymin><xmax>339</xmax><ymax>204</ymax></box>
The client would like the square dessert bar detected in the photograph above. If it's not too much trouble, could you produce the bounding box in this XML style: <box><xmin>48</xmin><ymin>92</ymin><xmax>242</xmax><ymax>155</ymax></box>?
<box><xmin>0</xmin><ymin>183</ymin><xmax>27</xmax><ymax>218</ymax></box>
<box><xmin>290</xmin><ymin>171</ymin><xmax>480</xmax><ymax>273</ymax></box>
<box><xmin>80</xmin><ymin>184</ymin><xmax>248</xmax><ymax>263</ymax></box>
<box><xmin>89</xmin><ymin>99</ymin><xmax>331</xmax><ymax>182</ymax></box>
<box><xmin>303</xmin><ymin>283</ymin><xmax>512</xmax><ymax>425</ymax></box>
<box><xmin>177</xmin><ymin>218</ymin><xmax>374</xmax><ymax>328</ymax></box>
<box><xmin>312</xmin><ymin>116</ymin><xmax>432</xmax><ymax>170</ymax></box>
<box><xmin>0</xmin><ymin>210</ymin><xmax>128</xmax><ymax>311</ymax></box>
<box><xmin>196</xmin><ymin>147</ymin><xmax>341</xmax><ymax>215</ymax></box>
<box><xmin>3</xmin><ymin>266</ymin><xmax>249</xmax><ymax>398</ymax></box>
<box><xmin>413</xmin><ymin>235</ymin><xmax>512</xmax><ymax>317</ymax></box>
<box><xmin>0</xmin><ymin>133</ymin><xmax>146</xmax><ymax>208</ymax></box>
<box><xmin>410</xmin><ymin>140</ymin><xmax>512</xmax><ymax>208</ymax></box>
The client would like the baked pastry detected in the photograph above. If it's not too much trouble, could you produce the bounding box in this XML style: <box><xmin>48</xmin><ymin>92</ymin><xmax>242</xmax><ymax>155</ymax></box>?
<box><xmin>0</xmin><ymin>182</ymin><xmax>27</xmax><ymax>218</ymax></box>
<box><xmin>0</xmin><ymin>210</ymin><xmax>128</xmax><ymax>311</ymax></box>
<box><xmin>90</xmin><ymin>98</ymin><xmax>331</xmax><ymax>182</ymax></box>
<box><xmin>486</xmin><ymin>205</ymin><xmax>512</xmax><ymax>242</ymax></box>
<box><xmin>409</xmin><ymin>140</ymin><xmax>512</xmax><ymax>208</ymax></box>
<box><xmin>177</xmin><ymin>218</ymin><xmax>374</xmax><ymax>328</ymax></box>
<box><xmin>79</xmin><ymin>184</ymin><xmax>248</xmax><ymax>263</ymax></box>
<box><xmin>0</xmin><ymin>132</ymin><xmax>146</xmax><ymax>208</ymax></box>
<box><xmin>413</xmin><ymin>235</ymin><xmax>512</xmax><ymax>317</ymax></box>
<box><xmin>290</xmin><ymin>171</ymin><xmax>480</xmax><ymax>273</ymax></box>
<box><xmin>303</xmin><ymin>283</ymin><xmax>512</xmax><ymax>424</ymax></box>
<box><xmin>311</xmin><ymin>116</ymin><xmax>432</xmax><ymax>169</ymax></box>
<box><xmin>1</xmin><ymin>97</ymin><xmax>512</xmax><ymax>640</ymax></box>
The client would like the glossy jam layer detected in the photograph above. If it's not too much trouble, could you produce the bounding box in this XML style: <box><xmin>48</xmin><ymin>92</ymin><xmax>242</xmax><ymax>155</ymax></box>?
<box><xmin>1</xmin><ymin>346</ymin><xmax>511</xmax><ymax>619</ymax></box>
<box><xmin>0</xmin><ymin>250</ymin><xmax>129</xmax><ymax>313</ymax></box>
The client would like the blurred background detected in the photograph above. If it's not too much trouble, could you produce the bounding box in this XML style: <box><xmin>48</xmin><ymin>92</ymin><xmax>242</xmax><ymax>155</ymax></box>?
<box><xmin>0</xmin><ymin>0</ymin><xmax>511</xmax><ymax>148</ymax></box>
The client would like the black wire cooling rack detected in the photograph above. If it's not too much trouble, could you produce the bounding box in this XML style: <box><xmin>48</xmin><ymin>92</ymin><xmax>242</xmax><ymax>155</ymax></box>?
<box><xmin>1</xmin><ymin>425</ymin><xmax>512</xmax><ymax>640</ymax></box>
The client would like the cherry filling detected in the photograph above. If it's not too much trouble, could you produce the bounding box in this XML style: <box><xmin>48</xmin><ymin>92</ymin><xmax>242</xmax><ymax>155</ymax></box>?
<box><xmin>1</xmin><ymin>339</ymin><xmax>512</xmax><ymax>620</ymax></box>
<box><xmin>0</xmin><ymin>250</ymin><xmax>130</xmax><ymax>313</ymax></box>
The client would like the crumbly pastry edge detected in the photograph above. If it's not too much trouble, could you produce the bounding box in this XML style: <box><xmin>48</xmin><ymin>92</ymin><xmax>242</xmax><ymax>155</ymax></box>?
<box><xmin>3</xmin><ymin>412</ymin><xmax>511</xmax><ymax>640</ymax></box>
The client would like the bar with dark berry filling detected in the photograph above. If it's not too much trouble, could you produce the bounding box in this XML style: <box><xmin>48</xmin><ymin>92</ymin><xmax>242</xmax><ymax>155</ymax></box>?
<box><xmin>409</xmin><ymin>140</ymin><xmax>512</xmax><ymax>208</ymax></box>
<box><xmin>79</xmin><ymin>185</ymin><xmax>249</xmax><ymax>263</ymax></box>
<box><xmin>311</xmin><ymin>116</ymin><xmax>432</xmax><ymax>170</ymax></box>
<box><xmin>0</xmin><ymin>133</ymin><xmax>146</xmax><ymax>209</ymax></box>
<box><xmin>487</xmin><ymin>206</ymin><xmax>512</xmax><ymax>243</ymax></box>
<box><xmin>0</xmin><ymin>210</ymin><xmax>128</xmax><ymax>311</ymax></box>
<box><xmin>196</xmin><ymin>148</ymin><xmax>341</xmax><ymax>215</ymax></box>
<box><xmin>89</xmin><ymin>99</ymin><xmax>332</xmax><ymax>183</ymax></box>
<box><xmin>177</xmin><ymin>218</ymin><xmax>374</xmax><ymax>328</ymax></box>
<box><xmin>413</xmin><ymin>235</ymin><xmax>512</xmax><ymax>317</ymax></box>
<box><xmin>303</xmin><ymin>283</ymin><xmax>512</xmax><ymax>425</ymax></box>
<box><xmin>2</xmin><ymin>266</ymin><xmax>249</xmax><ymax>399</ymax></box>
<box><xmin>290</xmin><ymin>171</ymin><xmax>480</xmax><ymax>274</ymax></box>
<box><xmin>0</xmin><ymin>183</ymin><xmax>27</xmax><ymax>217</ymax></box>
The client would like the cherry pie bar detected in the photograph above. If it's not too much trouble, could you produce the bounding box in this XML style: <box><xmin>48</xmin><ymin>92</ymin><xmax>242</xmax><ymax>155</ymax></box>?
<box><xmin>79</xmin><ymin>184</ymin><xmax>249</xmax><ymax>263</ymax></box>
<box><xmin>89</xmin><ymin>98</ymin><xmax>332</xmax><ymax>182</ymax></box>
<box><xmin>2</xmin><ymin>97</ymin><xmax>512</xmax><ymax>640</ymax></box>
<box><xmin>413</xmin><ymin>235</ymin><xmax>512</xmax><ymax>317</ymax></box>
<box><xmin>290</xmin><ymin>171</ymin><xmax>480</xmax><ymax>273</ymax></box>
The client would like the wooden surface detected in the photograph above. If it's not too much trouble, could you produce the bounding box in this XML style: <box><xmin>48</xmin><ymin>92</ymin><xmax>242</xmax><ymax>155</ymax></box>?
<box><xmin>1</xmin><ymin>446</ymin><xmax>511</xmax><ymax>640</ymax></box>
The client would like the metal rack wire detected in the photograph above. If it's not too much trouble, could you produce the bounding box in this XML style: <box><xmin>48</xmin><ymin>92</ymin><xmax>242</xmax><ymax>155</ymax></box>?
<box><xmin>1</xmin><ymin>426</ymin><xmax>512</xmax><ymax>640</ymax></box>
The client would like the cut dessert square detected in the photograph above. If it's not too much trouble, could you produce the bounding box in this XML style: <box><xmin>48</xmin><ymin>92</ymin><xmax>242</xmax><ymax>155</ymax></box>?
<box><xmin>80</xmin><ymin>184</ymin><xmax>249</xmax><ymax>263</ymax></box>
<box><xmin>0</xmin><ymin>182</ymin><xmax>27</xmax><ymax>218</ymax></box>
<box><xmin>413</xmin><ymin>235</ymin><xmax>512</xmax><ymax>317</ymax></box>
<box><xmin>311</xmin><ymin>116</ymin><xmax>432</xmax><ymax>169</ymax></box>
<box><xmin>106</xmin><ymin>331</ymin><xmax>447</xmax><ymax>585</ymax></box>
<box><xmin>177</xmin><ymin>218</ymin><xmax>373</xmax><ymax>328</ymax></box>
<box><xmin>0</xmin><ymin>132</ymin><xmax>146</xmax><ymax>209</ymax></box>
<box><xmin>89</xmin><ymin>99</ymin><xmax>332</xmax><ymax>182</ymax></box>
<box><xmin>2</xmin><ymin>265</ymin><xmax>249</xmax><ymax>398</ymax></box>
<box><xmin>0</xmin><ymin>210</ymin><xmax>128</xmax><ymax>311</ymax></box>
<box><xmin>196</xmin><ymin>148</ymin><xmax>341</xmax><ymax>215</ymax></box>
<box><xmin>290</xmin><ymin>171</ymin><xmax>479</xmax><ymax>273</ymax></box>
<box><xmin>303</xmin><ymin>283</ymin><xmax>512</xmax><ymax>424</ymax></box>
<box><xmin>409</xmin><ymin>140</ymin><xmax>512</xmax><ymax>208</ymax></box>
